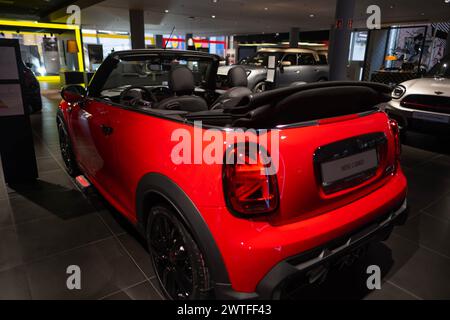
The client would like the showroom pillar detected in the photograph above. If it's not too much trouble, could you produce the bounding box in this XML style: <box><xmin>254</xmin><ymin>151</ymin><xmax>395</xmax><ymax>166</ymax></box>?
<box><xmin>186</xmin><ymin>33</ymin><xmax>195</xmax><ymax>50</ymax></box>
<box><xmin>129</xmin><ymin>9</ymin><xmax>145</xmax><ymax>49</ymax></box>
<box><xmin>155</xmin><ymin>35</ymin><xmax>164</xmax><ymax>48</ymax></box>
<box><xmin>328</xmin><ymin>0</ymin><xmax>356</xmax><ymax>80</ymax></box>
<box><xmin>446</xmin><ymin>30</ymin><xmax>450</xmax><ymax>56</ymax></box>
<box><xmin>289</xmin><ymin>27</ymin><xmax>299</xmax><ymax>48</ymax></box>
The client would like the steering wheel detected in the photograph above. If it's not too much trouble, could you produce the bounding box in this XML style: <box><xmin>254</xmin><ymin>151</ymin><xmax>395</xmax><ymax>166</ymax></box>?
<box><xmin>148</xmin><ymin>86</ymin><xmax>172</xmax><ymax>102</ymax></box>
<box><xmin>119</xmin><ymin>86</ymin><xmax>158</xmax><ymax>107</ymax></box>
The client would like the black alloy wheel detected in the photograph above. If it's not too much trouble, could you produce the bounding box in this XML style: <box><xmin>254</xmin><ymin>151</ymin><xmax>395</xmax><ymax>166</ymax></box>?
<box><xmin>146</xmin><ymin>205</ymin><xmax>211</xmax><ymax>300</ymax></box>
<box><xmin>57</xmin><ymin>118</ymin><xmax>78</xmax><ymax>177</ymax></box>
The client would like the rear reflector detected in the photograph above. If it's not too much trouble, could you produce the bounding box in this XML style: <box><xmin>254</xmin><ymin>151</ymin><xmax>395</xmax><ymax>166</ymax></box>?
<box><xmin>75</xmin><ymin>175</ymin><xmax>91</xmax><ymax>189</ymax></box>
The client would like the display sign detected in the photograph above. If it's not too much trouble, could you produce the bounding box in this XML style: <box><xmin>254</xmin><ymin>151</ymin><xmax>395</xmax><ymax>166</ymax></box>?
<box><xmin>0</xmin><ymin>84</ymin><xmax>25</xmax><ymax>116</ymax></box>
<box><xmin>266</xmin><ymin>55</ymin><xmax>277</xmax><ymax>83</ymax></box>
<box><xmin>0</xmin><ymin>39</ymin><xmax>38</xmax><ymax>183</ymax></box>
<box><xmin>0</xmin><ymin>47</ymin><xmax>20</xmax><ymax>80</ymax></box>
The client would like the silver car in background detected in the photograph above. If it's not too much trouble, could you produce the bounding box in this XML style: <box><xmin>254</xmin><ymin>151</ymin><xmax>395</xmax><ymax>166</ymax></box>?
<box><xmin>218</xmin><ymin>48</ymin><xmax>329</xmax><ymax>92</ymax></box>
<box><xmin>385</xmin><ymin>56</ymin><xmax>450</xmax><ymax>134</ymax></box>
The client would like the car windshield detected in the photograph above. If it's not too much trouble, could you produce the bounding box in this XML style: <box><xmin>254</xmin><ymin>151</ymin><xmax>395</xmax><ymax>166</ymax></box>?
<box><xmin>426</xmin><ymin>57</ymin><xmax>450</xmax><ymax>78</ymax></box>
<box><xmin>102</xmin><ymin>55</ymin><xmax>213</xmax><ymax>90</ymax></box>
<box><xmin>242</xmin><ymin>52</ymin><xmax>282</xmax><ymax>67</ymax></box>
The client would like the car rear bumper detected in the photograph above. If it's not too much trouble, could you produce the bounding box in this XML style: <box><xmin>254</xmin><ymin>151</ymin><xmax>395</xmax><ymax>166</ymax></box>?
<box><xmin>215</xmin><ymin>197</ymin><xmax>408</xmax><ymax>300</ymax></box>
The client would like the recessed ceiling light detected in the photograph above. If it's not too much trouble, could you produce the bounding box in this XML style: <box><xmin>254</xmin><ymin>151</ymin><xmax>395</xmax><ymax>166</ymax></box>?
<box><xmin>445</xmin><ymin>0</ymin><xmax>450</xmax><ymax>4</ymax></box>
<box><xmin>264</xmin><ymin>7</ymin><xmax>269</xmax><ymax>11</ymax></box>
<box><xmin>211</xmin><ymin>15</ymin><xmax>216</xmax><ymax>18</ymax></box>
<box><xmin>165</xmin><ymin>9</ymin><xmax>169</xmax><ymax>13</ymax></box>
<box><xmin>309</xmin><ymin>13</ymin><xmax>315</xmax><ymax>18</ymax></box>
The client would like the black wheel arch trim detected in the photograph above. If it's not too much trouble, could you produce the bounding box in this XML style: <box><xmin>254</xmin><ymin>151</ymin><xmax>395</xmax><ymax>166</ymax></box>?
<box><xmin>135</xmin><ymin>173</ymin><xmax>231</xmax><ymax>287</ymax></box>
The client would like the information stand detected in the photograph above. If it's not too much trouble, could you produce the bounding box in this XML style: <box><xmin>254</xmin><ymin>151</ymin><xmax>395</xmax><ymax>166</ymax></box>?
<box><xmin>0</xmin><ymin>39</ymin><xmax>38</xmax><ymax>183</ymax></box>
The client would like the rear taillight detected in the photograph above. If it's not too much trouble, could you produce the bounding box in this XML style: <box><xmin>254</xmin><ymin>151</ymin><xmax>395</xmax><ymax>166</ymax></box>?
<box><xmin>223</xmin><ymin>145</ymin><xmax>279</xmax><ymax>216</ymax></box>
<box><xmin>389</xmin><ymin>119</ymin><xmax>402</xmax><ymax>162</ymax></box>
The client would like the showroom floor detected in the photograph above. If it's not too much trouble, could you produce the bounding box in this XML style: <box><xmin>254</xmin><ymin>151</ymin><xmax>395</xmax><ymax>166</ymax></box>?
<box><xmin>0</xmin><ymin>83</ymin><xmax>450</xmax><ymax>300</ymax></box>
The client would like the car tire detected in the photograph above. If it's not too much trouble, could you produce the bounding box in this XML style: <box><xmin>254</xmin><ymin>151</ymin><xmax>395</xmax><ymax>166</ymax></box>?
<box><xmin>57</xmin><ymin>116</ymin><xmax>79</xmax><ymax>177</ymax></box>
<box><xmin>253</xmin><ymin>81</ymin><xmax>267</xmax><ymax>93</ymax></box>
<box><xmin>146</xmin><ymin>205</ymin><xmax>212</xmax><ymax>300</ymax></box>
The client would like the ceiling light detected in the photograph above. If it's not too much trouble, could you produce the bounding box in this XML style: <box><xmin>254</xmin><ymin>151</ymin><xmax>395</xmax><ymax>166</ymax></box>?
<box><xmin>264</xmin><ymin>7</ymin><xmax>269</xmax><ymax>11</ymax></box>
<box><xmin>211</xmin><ymin>15</ymin><xmax>216</xmax><ymax>18</ymax></box>
<box><xmin>165</xmin><ymin>9</ymin><xmax>169</xmax><ymax>13</ymax></box>
<box><xmin>309</xmin><ymin>14</ymin><xmax>315</xmax><ymax>18</ymax></box>
<box><xmin>445</xmin><ymin>0</ymin><xmax>450</xmax><ymax>3</ymax></box>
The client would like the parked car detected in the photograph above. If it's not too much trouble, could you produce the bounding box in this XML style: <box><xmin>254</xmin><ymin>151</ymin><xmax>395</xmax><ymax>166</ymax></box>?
<box><xmin>22</xmin><ymin>61</ymin><xmax>42</xmax><ymax>113</ymax></box>
<box><xmin>58</xmin><ymin>49</ymin><xmax>407</xmax><ymax>300</ymax></box>
<box><xmin>218</xmin><ymin>48</ymin><xmax>329</xmax><ymax>92</ymax></box>
<box><xmin>385</xmin><ymin>55</ymin><xmax>450</xmax><ymax>134</ymax></box>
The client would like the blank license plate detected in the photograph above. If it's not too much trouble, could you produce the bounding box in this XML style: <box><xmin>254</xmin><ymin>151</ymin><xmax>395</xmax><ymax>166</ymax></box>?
<box><xmin>321</xmin><ymin>149</ymin><xmax>378</xmax><ymax>185</ymax></box>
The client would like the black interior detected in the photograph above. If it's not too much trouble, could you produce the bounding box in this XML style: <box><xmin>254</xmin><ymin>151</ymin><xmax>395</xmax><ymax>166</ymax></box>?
<box><xmin>99</xmin><ymin>60</ymin><xmax>392</xmax><ymax>130</ymax></box>
<box><xmin>154</xmin><ymin>66</ymin><xmax>209</xmax><ymax>112</ymax></box>
<box><xmin>211</xmin><ymin>66</ymin><xmax>253</xmax><ymax>110</ymax></box>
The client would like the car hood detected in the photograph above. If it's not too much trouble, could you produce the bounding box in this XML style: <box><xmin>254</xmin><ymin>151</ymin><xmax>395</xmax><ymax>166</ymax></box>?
<box><xmin>401</xmin><ymin>77</ymin><xmax>450</xmax><ymax>97</ymax></box>
<box><xmin>217</xmin><ymin>64</ymin><xmax>265</xmax><ymax>76</ymax></box>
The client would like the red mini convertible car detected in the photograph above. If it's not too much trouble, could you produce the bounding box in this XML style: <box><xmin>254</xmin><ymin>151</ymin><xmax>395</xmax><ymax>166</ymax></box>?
<box><xmin>58</xmin><ymin>50</ymin><xmax>408</xmax><ymax>300</ymax></box>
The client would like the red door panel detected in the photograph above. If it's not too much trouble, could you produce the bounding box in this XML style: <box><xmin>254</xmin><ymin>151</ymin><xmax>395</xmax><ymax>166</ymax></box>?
<box><xmin>68</xmin><ymin>99</ymin><xmax>116</xmax><ymax>194</ymax></box>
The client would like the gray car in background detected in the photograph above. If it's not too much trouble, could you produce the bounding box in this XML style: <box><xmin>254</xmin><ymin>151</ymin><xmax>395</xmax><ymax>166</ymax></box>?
<box><xmin>218</xmin><ymin>47</ymin><xmax>329</xmax><ymax>92</ymax></box>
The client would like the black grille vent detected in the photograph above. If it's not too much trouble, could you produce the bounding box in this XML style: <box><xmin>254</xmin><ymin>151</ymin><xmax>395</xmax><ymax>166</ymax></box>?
<box><xmin>401</xmin><ymin>94</ymin><xmax>450</xmax><ymax>115</ymax></box>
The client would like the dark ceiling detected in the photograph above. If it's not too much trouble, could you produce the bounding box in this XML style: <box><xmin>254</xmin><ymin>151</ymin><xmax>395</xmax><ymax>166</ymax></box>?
<box><xmin>0</xmin><ymin>0</ymin><xmax>102</xmax><ymax>20</ymax></box>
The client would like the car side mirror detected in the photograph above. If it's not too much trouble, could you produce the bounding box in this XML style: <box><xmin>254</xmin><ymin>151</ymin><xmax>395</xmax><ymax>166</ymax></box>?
<box><xmin>61</xmin><ymin>85</ymin><xmax>86</xmax><ymax>104</ymax></box>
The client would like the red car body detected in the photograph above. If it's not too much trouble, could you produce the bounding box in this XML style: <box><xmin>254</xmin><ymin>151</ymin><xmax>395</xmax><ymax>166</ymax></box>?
<box><xmin>58</xmin><ymin>50</ymin><xmax>408</xmax><ymax>299</ymax></box>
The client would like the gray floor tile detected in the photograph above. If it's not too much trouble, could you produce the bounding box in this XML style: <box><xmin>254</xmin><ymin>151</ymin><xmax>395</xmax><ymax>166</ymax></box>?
<box><xmin>383</xmin><ymin>234</ymin><xmax>450</xmax><ymax>299</ymax></box>
<box><xmin>0</xmin><ymin>266</ymin><xmax>31</xmax><ymax>300</ymax></box>
<box><xmin>364</xmin><ymin>281</ymin><xmax>419</xmax><ymax>300</ymax></box>
<box><xmin>0</xmin><ymin>199</ymin><xmax>13</xmax><ymax>228</ymax></box>
<box><xmin>400</xmin><ymin>145</ymin><xmax>438</xmax><ymax>169</ymax></box>
<box><xmin>16</xmin><ymin>213</ymin><xmax>112</xmax><ymax>263</ymax></box>
<box><xmin>424</xmin><ymin>195</ymin><xmax>450</xmax><ymax>222</ymax></box>
<box><xmin>0</xmin><ymin>226</ymin><xmax>24</xmax><ymax>272</ymax></box>
<box><xmin>103</xmin><ymin>281</ymin><xmax>162</xmax><ymax>300</ymax></box>
<box><xmin>117</xmin><ymin>233</ymin><xmax>155</xmax><ymax>279</ymax></box>
<box><xmin>25</xmin><ymin>237</ymin><xmax>146</xmax><ymax>300</ymax></box>
<box><xmin>394</xmin><ymin>213</ymin><xmax>450</xmax><ymax>258</ymax></box>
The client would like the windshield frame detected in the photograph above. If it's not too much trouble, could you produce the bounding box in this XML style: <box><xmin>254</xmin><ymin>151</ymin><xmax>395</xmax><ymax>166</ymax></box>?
<box><xmin>88</xmin><ymin>49</ymin><xmax>220</xmax><ymax>97</ymax></box>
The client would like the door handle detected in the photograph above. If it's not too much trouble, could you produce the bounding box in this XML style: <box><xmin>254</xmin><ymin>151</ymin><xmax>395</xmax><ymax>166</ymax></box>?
<box><xmin>100</xmin><ymin>124</ymin><xmax>113</xmax><ymax>136</ymax></box>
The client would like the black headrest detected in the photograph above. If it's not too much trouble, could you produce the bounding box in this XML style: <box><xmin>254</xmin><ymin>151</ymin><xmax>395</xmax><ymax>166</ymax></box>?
<box><xmin>228</xmin><ymin>66</ymin><xmax>248</xmax><ymax>88</ymax></box>
<box><xmin>169</xmin><ymin>66</ymin><xmax>195</xmax><ymax>94</ymax></box>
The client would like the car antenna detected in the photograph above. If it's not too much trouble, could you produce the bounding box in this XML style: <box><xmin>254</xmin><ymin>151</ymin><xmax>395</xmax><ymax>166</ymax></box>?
<box><xmin>164</xmin><ymin>26</ymin><xmax>176</xmax><ymax>50</ymax></box>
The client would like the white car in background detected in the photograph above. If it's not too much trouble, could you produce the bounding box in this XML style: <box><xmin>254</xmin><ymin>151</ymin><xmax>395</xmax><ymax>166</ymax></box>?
<box><xmin>386</xmin><ymin>56</ymin><xmax>450</xmax><ymax>134</ymax></box>
<box><xmin>218</xmin><ymin>48</ymin><xmax>329</xmax><ymax>93</ymax></box>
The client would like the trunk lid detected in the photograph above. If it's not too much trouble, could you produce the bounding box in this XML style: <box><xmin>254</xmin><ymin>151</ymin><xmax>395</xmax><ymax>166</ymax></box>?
<box><xmin>268</xmin><ymin>111</ymin><xmax>397</xmax><ymax>225</ymax></box>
